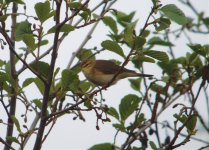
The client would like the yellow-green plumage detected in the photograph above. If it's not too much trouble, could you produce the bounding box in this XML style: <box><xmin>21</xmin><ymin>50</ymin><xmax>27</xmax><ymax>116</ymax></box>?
<box><xmin>81</xmin><ymin>59</ymin><xmax>153</xmax><ymax>86</ymax></box>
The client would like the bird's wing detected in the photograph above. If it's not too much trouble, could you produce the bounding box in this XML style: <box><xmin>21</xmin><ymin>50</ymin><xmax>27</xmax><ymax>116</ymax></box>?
<box><xmin>94</xmin><ymin>60</ymin><xmax>135</xmax><ymax>74</ymax></box>
<box><xmin>93</xmin><ymin>60</ymin><xmax>121</xmax><ymax>74</ymax></box>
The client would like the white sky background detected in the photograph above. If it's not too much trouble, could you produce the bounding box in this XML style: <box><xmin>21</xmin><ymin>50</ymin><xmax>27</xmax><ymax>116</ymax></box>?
<box><xmin>0</xmin><ymin>0</ymin><xmax>209</xmax><ymax>150</ymax></box>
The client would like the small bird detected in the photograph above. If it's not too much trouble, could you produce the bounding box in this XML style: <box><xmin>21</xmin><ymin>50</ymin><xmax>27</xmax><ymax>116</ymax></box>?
<box><xmin>81</xmin><ymin>59</ymin><xmax>153</xmax><ymax>86</ymax></box>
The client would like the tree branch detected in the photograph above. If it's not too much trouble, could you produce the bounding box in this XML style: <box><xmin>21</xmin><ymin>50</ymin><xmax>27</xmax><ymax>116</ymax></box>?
<box><xmin>4</xmin><ymin>3</ymin><xmax>18</xmax><ymax>150</ymax></box>
<box><xmin>33</xmin><ymin>1</ymin><xmax>62</xmax><ymax>149</ymax></box>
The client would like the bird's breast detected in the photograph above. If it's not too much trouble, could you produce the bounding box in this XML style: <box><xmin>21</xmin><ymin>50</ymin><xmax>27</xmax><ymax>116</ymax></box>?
<box><xmin>82</xmin><ymin>67</ymin><xmax>116</xmax><ymax>86</ymax></box>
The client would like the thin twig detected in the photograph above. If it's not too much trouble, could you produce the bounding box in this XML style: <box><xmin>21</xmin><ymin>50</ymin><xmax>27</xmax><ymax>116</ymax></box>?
<box><xmin>0</xmin><ymin>86</ymin><xmax>10</xmax><ymax>118</ymax></box>
<box><xmin>0</xmin><ymin>137</ymin><xmax>15</xmax><ymax>150</ymax></box>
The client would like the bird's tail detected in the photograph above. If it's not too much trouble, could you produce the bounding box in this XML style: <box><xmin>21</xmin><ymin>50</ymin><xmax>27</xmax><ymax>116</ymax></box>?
<box><xmin>119</xmin><ymin>71</ymin><xmax>153</xmax><ymax>79</ymax></box>
<box><xmin>136</xmin><ymin>73</ymin><xmax>153</xmax><ymax>78</ymax></box>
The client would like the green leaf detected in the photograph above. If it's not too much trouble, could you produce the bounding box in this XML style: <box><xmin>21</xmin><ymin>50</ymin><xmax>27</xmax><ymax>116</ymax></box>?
<box><xmin>144</xmin><ymin>50</ymin><xmax>169</xmax><ymax>62</ymax></box>
<box><xmin>22</xmin><ymin>34</ymin><xmax>36</xmax><ymax>50</ymax></box>
<box><xmin>54</xmin><ymin>67</ymin><xmax>60</xmax><ymax>78</ymax></box>
<box><xmin>151</xmin><ymin>0</ymin><xmax>158</xmax><ymax>8</ymax></box>
<box><xmin>61</xmin><ymin>69</ymin><xmax>79</xmax><ymax>91</ymax></box>
<box><xmin>6</xmin><ymin>0</ymin><xmax>24</xmax><ymax>4</ymax></box>
<box><xmin>103</xmin><ymin>16</ymin><xmax>118</xmax><ymax>33</ymax></box>
<box><xmin>123</xmin><ymin>24</ymin><xmax>134</xmax><ymax>46</ymax></box>
<box><xmin>188</xmin><ymin>44</ymin><xmax>206</xmax><ymax>57</ymax></box>
<box><xmin>129</xmin><ymin>78</ymin><xmax>141</xmax><ymax>91</ymax></box>
<box><xmin>30</xmin><ymin>61</ymin><xmax>50</xmax><ymax>78</ymax></box>
<box><xmin>140</xmin><ymin>30</ymin><xmax>150</xmax><ymax>38</ymax></box>
<box><xmin>38</xmin><ymin>40</ymin><xmax>49</xmax><ymax>46</ymax></box>
<box><xmin>69</xmin><ymin>2</ymin><xmax>83</xmax><ymax>9</ymax></box>
<box><xmin>22</xmin><ymin>78</ymin><xmax>35</xmax><ymax>88</ymax></box>
<box><xmin>79</xmin><ymin>81</ymin><xmax>92</xmax><ymax>92</ymax></box>
<box><xmin>33</xmin><ymin>78</ymin><xmax>45</xmax><ymax>95</ymax></box>
<box><xmin>151</xmin><ymin>83</ymin><xmax>167</xmax><ymax>94</ymax></box>
<box><xmin>174</xmin><ymin>114</ymin><xmax>197</xmax><ymax>134</ymax></box>
<box><xmin>80</xmin><ymin>10</ymin><xmax>91</xmax><ymax>23</ymax></box>
<box><xmin>155</xmin><ymin>17</ymin><xmax>171</xmax><ymax>31</ymax></box>
<box><xmin>0</xmin><ymin>72</ymin><xmax>11</xmax><ymax>93</ymax></box>
<box><xmin>148</xmin><ymin>37</ymin><xmax>174</xmax><ymax>47</ymax></box>
<box><xmin>4</xmin><ymin>70</ymin><xmax>16</xmax><ymax>86</ymax></box>
<box><xmin>132</xmin><ymin>146</ymin><xmax>143</xmax><ymax>150</ymax></box>
<box><xmin>187</xmin><ymin>115</ymin><xmax>197</xmax><ymax>133</ymax></box>
<box><xmin>174</xmin><ymin>114</ymin><xmax>187</xmax><ymax>123</ymax></box>
<box><xmin>15</xmin><ymin>20</ymin><xmax>32</xmax><ymax>41</ymax></box>
<box><xmin>160</xmin><ymin>4</ymin><xmax>188</xmax><ymax>25</ymax></box>
<box><xmin>135</xmin><ymin>113</ymin><xmax>145</xmax><ymax>127</ymax></box>
<box><xmin>0</xmin><ymin>70</ymin><xmax>9</xmax><ymax>82</ymax></box>
<box><xmin>0</xmin><ymin>59</ymin><xmax>5</xmax><ymax>67</ymax></box>
<box><xmin>35</xmin><ymin>1</ymin><xmax>51</xmax><ymax>23</ymax></box>
<box><xmin>158</xmin><ymin>61</ymin><xmax>180</xmax><ymax>78</ymax></box>
<box><xmin>185</xmin><ymin>52</ymin><xmax>203</xmax><ymax>70</ymax></box>
<box><xmin>113</xmin><ymin>11</ymin><xmax>136</xmax><ymax>27</ymax></box>
<box><xmin>0</xmin><ymin>72</ymin><xmax>8</xmax><ymax>84</ymax></box>
<box><xmin>0</xmin><ymin>14</ymin><xmax>8</xmax><ymax>21</ymax></box>
<box><xmin>32</xmin><ymin>99</ymin><xmax>42</xmax><ymax>110</ymax></box>
<box><xmin>88</xmin><ymin>143</ymin><xmax>116</xmax><ymax>150</ymax></box>
<box><xmin>11</xmin><ymin>115</ymin><xmax>22</xmax><ymax>133</ymax></box>
<box><xmin>137</xmin><ymin>56</ymin><xmax>156</xmax><ymax>63</ymax></box>
<box><xmin>151</xmin><ymin>83</ymin><xmax>166</xmax><ymax>95</ymax></box>
<box><xmin>188</xmin><ymin>52</ymin><xmax>198</xmax><ymax>64</ymax></box>
<box><xmin>69</xmin><ymin>2</ymin><xmax>89</xmax><ymax>11</ymax></box>
<box><xmin>107</xmin><ymin>33</ymin><xmax>123</xmax><ymax>43</ymax></box>
<box><xmin>134</xmin><ymin>36</ymin><xmax>146</xmax><ymax>49</ymax></box>
<box><xmin>113</xmin><ymin>123</ymin><xmax>126</xmax><ymax>132</ymax></box>
<box><xmin>101</xmin><ymin>40</ymin><xmax>125</xmax><ymax>58</ymax></box>
<box><xmin>149</xmin><ymin>141</ymin><xmax>158</xmax><ymax>150</ymax></box>
<box><xmin>61</xmin><ymin>69</ymin><xmax>73</xmax><ymax>90</ymax></box>
<box><xmin>107</xmin><ymin>107</ymin><xmax>119</xmax><ymax>120</ymax></box>
<box><xmin>48</xmin><ymin>24</ymin><xmax>75</xmax><ymax>34</ymax></box>
<box><xmin>127</xmin><ymin>113</ymin><xmax>145</xmax><ymax>131</ymax></box>
<box><xmin>76</xmin><ymin>48</ymin><xmax>95</xmax><ymax>61</ymax></box>
<box><xmin>6</xmin><ymin>136</ymin><xmax>20</xmax><ymax>144</ymax></box>
<box><xmin>203</xmin><ymin>17</ymin><xmax>209</xmax><ymax>26</ymax></box>
<box><xmin>119</xmin><ymin>94</ymin><xmax>141</xmax><ymax>121</ymax></box>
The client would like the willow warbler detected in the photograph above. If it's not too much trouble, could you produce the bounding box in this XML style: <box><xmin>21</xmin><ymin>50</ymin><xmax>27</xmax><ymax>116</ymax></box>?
<box><xmin>81</xmin><ymin>59</ymin><xmax>153</xmax><ymax>86</ymax></box>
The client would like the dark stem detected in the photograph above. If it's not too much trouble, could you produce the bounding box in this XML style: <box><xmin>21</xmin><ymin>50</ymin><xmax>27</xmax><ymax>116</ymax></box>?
<box><xmin>33</xmin><ymin>1</ymin><xmax>62</xmax><ymax>149</ymax></box>
<box><xmin>4</xmin><ymin>3</ymin><xmax>18</xmax><ymax>150</ymax></box>
<box><xmin>165</xmin><ymin>80</ymin><xmax>205</xmax><ymax>150</ymax></box>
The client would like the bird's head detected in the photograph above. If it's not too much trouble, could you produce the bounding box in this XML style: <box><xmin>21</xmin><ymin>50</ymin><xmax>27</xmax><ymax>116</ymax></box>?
<box><xmin>80</xmin><ymin>59</ymin><xmax>95</xmax><ymax>72</ymax></box>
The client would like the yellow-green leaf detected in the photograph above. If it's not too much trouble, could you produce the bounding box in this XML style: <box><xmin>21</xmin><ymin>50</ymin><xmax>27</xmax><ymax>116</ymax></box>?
<box><xmin>119</xmin><ymin>94</ymin><xmax>141</xmax><ymax>121</ymax></box>
<box><xmin>35</xmin><ymin>1</ymin><xmax>51</xmax><ymax>23</ymax></box>
<box><xmin>48</xmin><ymin>24</ymin><xmax>75</xmax><ymax>34</ymax></box>
<box><xmin>11</xmin><ymin>115</ymin><xmax>22</xmax><ymax>133</ymax></box>
<box><xmin>101</xmin><ymin>40</ymin><xmax>125</xmax><ymax>58</ymax></box>
<box><xmin>107</xmin><ymin>107</ymin><xmax>119</xmax><ymax>120</ymax></box>
<box><xmin>144</xmin><ymin>50</ymin><xmax>169</xmax><ymax>62</ymax></box>
<box><xmin>160</xmin><ymin>4</ymin><xmax>188</xmax><ymax>25</ymax></box>
<box><xmin>103</xmin><ymin>16</ymin><xmax>118</xmax><ymax>33</ymax></box>
<box><xmin>22</xmin><ymin>34</ymin><xmax>36</xmax><ymax>50</ymax></box>
<box><xmin>15</xmin><ymin>21</ymin><xmax>32</xmax><ymax>41</ymax></box>
<box><xmin>61</xmin><ymin>69</ymin><xmax>79</xmax><ymax>91</ymax></box>
<box><xmin>88</xmin><ymin>143</ymin><xmax>116</xmax><ymax>150</ymax></box>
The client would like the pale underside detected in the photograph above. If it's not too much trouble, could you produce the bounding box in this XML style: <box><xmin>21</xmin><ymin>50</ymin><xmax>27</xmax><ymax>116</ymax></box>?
<box><xmin>82</xmin><ymin>66</ymin><xmax>138</xmax><ymax>86</ymax></box>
